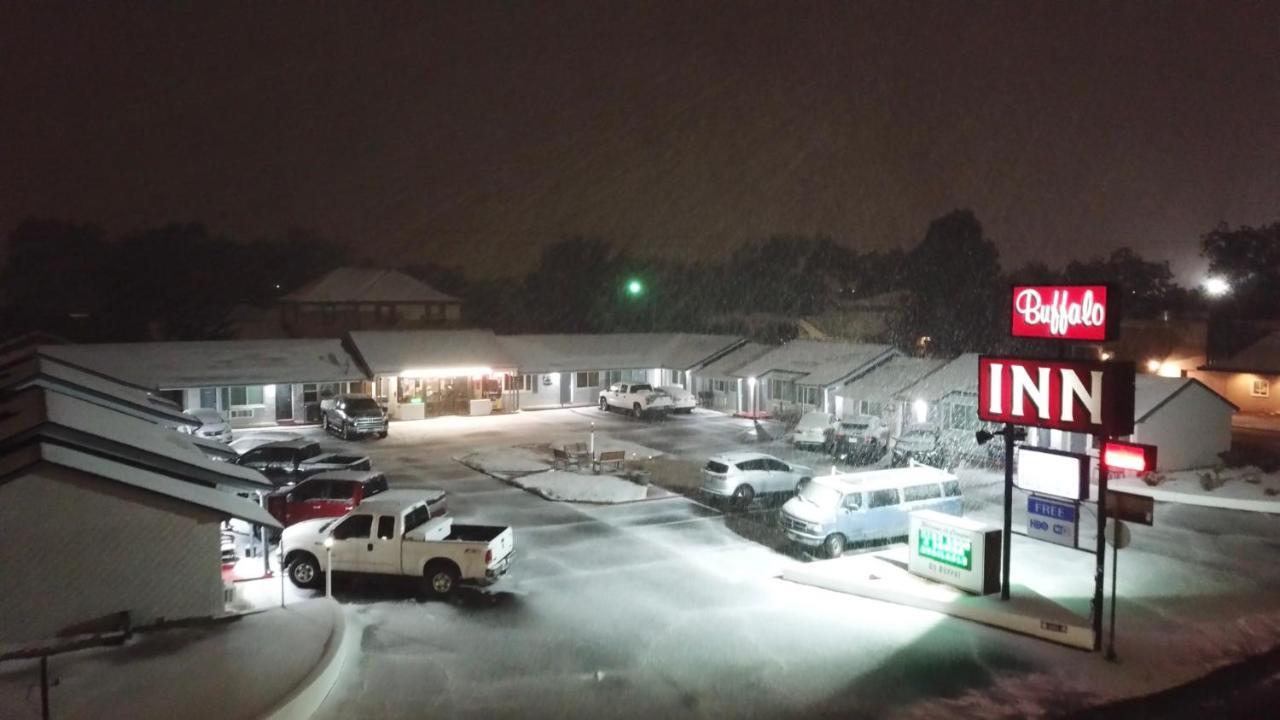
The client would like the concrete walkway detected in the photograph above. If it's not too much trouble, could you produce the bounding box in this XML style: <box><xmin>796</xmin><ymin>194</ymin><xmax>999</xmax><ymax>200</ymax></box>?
<box><xmin>0</xmin><ymin>599</ymin><xmax>350</xmax><ymax>720</ymax></box>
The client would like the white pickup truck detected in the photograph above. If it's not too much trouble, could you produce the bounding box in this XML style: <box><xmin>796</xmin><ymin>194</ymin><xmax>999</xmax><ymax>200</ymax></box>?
<box><xmin>598</xmin><ymin>382</ymin><xmax>674</xmax><ymax>417</ymax></box>
<box><xmin>281</xmin><ymin>491</ymin><xmax>514</xmax><ymax>598</ymax></box>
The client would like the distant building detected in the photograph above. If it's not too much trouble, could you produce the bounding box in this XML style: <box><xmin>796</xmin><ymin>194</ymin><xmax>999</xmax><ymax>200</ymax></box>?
<box><xmin>1191</xmin><ymin>329</ymin><xmax>1280</xmax><ymax>416</ymax></box>
<box><xmin>279</xmin><ymin>267</ymin><xmax>462</xmax><ymax>337</ymax></box>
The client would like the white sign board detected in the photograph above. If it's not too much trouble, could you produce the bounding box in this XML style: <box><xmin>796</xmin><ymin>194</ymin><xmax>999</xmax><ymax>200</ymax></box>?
<box><xmin>1027</xmin><ymin>494</ymin><xmax>1078</xmax><ymax>548</ymax></box>
<box><xmin>908</xmin><ymin>510</ymin><xmax>1001</xmax><ymax>595</ymax></box>
<box><xmin>1015</xmin><ymin>446</ymin><xmax>1089</xmax><ymax>500</ymax></box>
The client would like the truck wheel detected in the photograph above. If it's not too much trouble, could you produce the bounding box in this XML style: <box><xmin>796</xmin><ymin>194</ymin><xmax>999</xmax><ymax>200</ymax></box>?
<box><xmin>341</xmin><ymin>422</ymin><xmax>352</xmax><ymax>441</ymax></box>
<box><xmin>599</xmin><ymin>397</ymin><xmax>609</xmax><ymax>411</ymax></box>
<box><xmin>823</xmin><ymin>533</ymin><xmax>847</xmax><ymax>558</ymax></box>
<box><xmin>288</xmin><ymin>553</ymin><xmax>322</xmax><ymax>589</ymax></box>
<box><xmin>423</xmin><ymin>561</ymin><xmax>460</xmax><ymax>599</ymax></box>
<box><xmin>377</xmin><ymin>430</ymin><xmax>388</xmax><ymax>439</ymax></box>
<box><xmin>731</xmin><ymin>484</ymin><xmax>755</xmax><ymax>509</ymax></box>
<box><xmin>632</xmin><ymin>403</ymin><xmax>643</xmax><ymax>419</ymax></box>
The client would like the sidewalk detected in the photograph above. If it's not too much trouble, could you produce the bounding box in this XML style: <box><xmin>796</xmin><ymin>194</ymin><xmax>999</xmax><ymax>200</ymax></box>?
<box><xmin>0</xmin><ymin>599</ymin><xmax>350</xmax><ymax>720</ymax></box>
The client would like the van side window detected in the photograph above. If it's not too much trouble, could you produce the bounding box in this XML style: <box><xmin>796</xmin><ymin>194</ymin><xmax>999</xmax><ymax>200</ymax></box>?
<box><xmin>943</xmin><ymin>480</ymin><xmax>962</xmax><ymax>497</ymax></box>
<box><xmin>842</xmin><ymin>493</ymin><xmax>862</xmax><ymax>510</ymax></box>
<box><xmin>868</xmin><ymin>489</ymin><xmax>900</xmax><ymax>508</ymax></box>
<box><xmin>903</xmin><ymin>483</ymin><xmax>942</xmax><ymax>502</ymax></box>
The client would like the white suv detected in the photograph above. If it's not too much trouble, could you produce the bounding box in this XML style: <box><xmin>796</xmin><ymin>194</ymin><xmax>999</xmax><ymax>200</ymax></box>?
<box><xmin>700</xmin><ymin>452</ymin><xmax>814</xmax><ymax>507</ymax></box>
<box><xmin>792</xmin><ymin>411</ymin><xmax>837</xmax><ymax>450</ymax></box>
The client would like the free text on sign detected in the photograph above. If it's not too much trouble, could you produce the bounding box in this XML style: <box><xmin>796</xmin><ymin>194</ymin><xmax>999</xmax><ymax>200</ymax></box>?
<box><xmin>1011</xmin><ymin>285</ymin><xmax>1114</xmax><ymax>341</ymax></box>
<box><xmin>978</xmin><ymin>356</ymin><xmax>1135</xmax><ymax>435</ymax></box>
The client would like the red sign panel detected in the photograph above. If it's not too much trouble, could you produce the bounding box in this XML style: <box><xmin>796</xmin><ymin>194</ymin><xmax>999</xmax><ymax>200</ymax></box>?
<box><xmin>1011</xmin><ymin>285</ymin><xmax>1114</xmax><ymax>341</ymax></box>
<box><xmin>978</xmin><ymin>357</ymin><xmax>1135</xmax><ymax>435</ymax></box>
<box><xmin>1102</xmin><ymin>441</ymin><xmax>1158</xmax><ymax>473</ymax></box>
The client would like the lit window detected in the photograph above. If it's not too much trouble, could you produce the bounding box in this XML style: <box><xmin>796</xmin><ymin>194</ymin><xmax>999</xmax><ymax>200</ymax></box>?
<box><xmin>1253</xmin><ymin>379</ymin><xmax>1271</xmax><ymax>398</ymax></box>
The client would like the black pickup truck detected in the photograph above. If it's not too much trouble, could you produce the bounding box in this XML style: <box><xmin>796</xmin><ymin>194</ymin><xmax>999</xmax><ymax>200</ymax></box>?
<box><xmin>234</xmin><ymin>438</ymin><xmax>372</xmax><ymax>486</ymax></box>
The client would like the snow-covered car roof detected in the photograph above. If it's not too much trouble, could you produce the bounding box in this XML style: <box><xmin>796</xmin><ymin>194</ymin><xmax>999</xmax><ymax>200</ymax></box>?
<box><xmin>811</xmin><ymin>465</ymin><xmax>956</xmax><ymax>494</ymax></box>
<box><xmin>707</xmin><ymin>451</ymin><xmax>783</xmax><ymax>464</ymax></box>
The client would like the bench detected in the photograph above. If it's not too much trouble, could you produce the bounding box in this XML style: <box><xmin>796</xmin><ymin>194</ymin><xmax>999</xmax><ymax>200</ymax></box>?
<box><xmin>593</xmin><ymin>450</ymin><xmax>626</xmax><ymax>474</ymax></box>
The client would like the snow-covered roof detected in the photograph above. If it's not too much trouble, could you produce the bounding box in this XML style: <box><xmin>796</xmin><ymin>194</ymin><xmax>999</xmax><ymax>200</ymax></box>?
<box><xmin>697</xmin><ymin>342</ymin><xmax>774</xmax><ymax>379</ymax></box>
<box><xmin>1134</xmin><ymin>375</ymin><xmax>1237</xmax><ymax>422</ymax></box>
<box><xmin>283</xmin><ymin>267</ymin><xmax>459</xmax><ymax>304</ymax></box>
<box><xmin>41</xmin><ymin>339</ymin><xmax>365</xmax><ymax>388</ymax></box>
<box><xmin>0</xmin><ymin>352</ymin><xmax>196</xmax><ymax>427</ymax></box>
<box><xmin>0</xmin><ymin>442</ymin><xmax>280</xmax><ymax>528</ymax></box>
<box><xmin>346</xmin><ymin>330</ymin><xmax>516</xmax><ymax>376</ymax></box>
<box><xmin>1201</xmin><ymin>330</ymin><xmax>1280</xmax><ymax>374</ymax></box>
<box><xmin>496</xmin><ymin>334</ymin><xmax>744</xmax><ymax>373</ymax></box>
<box><xmin>838</xmin><ymin>356</ymin><xmax>948</xmax><ymax>404</ymax></box>
<box><xmin>730</xmin><ymin>340</ymin><xmax>895</xmax><ymax>387</ymax></box>
<box><xmin>0</xmin><ymin>387</ymin><xmax>272</xmax><ymax>490</ymax></box>
<box><xmin>895</xmin><ymin>353</ymin><xmax>980</xmax><ymax>402</ymax></box>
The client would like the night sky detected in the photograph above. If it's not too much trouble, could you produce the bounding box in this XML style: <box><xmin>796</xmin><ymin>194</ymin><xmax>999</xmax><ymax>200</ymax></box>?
<box><xmin>2</xmin><ymin>1</ymin><xmax>1276</xmax><ymax>278</ymax></box>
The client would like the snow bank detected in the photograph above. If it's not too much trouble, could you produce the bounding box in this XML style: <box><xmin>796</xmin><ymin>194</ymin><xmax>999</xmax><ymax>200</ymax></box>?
<box><xmin>1106</xmin><ymin>466</ymin><xmax>1280</xmax><ymax>514</ymax></box>
<box><xmin>456</xmin><ymin>446</ymin><xmax>553</xmax><ymax>479</ymax></box>
<box><xmin>506</xmin><ymin>469</ymin><xmax>650</xmax><ymax>503</ymax></box>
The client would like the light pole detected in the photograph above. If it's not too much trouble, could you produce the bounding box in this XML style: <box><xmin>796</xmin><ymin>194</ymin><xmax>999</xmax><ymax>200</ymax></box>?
<box><xmin>323</xmin><ymin>536</ymin><xmax>333</xmax><ymax>599</ymax></box>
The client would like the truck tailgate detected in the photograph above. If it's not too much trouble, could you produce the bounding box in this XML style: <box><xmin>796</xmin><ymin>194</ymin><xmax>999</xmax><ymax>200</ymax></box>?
<box><xmin>487</xmin><ymin>527</ymin><xmax>515</xmax><ymax>567</ymax></box>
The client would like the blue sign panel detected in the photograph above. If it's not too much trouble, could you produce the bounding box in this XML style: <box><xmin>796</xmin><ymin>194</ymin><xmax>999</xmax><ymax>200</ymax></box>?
<box><xmin>1027</xmin><ymin>494</ymin><xmax>1078</xmax><ymax>548</ymax></box>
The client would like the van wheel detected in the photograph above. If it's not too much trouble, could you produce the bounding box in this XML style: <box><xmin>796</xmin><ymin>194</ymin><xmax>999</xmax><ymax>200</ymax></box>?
<box><xmin>600</xmin><ymin>397</ymin><xmax>609</xmax><ymax>411</ymax></box>
<box><xmin>823</xmin><ymin>533</ymin><xmax>847</xmax><ymax>558</ymax></box>
<box><xmin>423</xmin><ymin>561</ymin><xmax>460</xmax><ymax>599</ymax></box>
<box><xmin>288</xmin><ymin>553</ymin><xmax>322</xmax><ymax>589</ymax></box>
<box><xmin>731</xmin><ymin>484</ymin><xmax>755</xmax><ymax>509</ymax></box>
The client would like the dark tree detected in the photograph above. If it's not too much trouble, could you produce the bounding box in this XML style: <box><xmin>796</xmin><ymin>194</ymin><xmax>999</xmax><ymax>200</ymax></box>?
<box><xmin>1201</xmin><ymin>220</ymin><xmax>1280</xmax><ymax>319</ymax></box>
<box><xmin>521</xmin><ymin>237</ymin><xmax>627</xmax><ymax>333</ymax></box>
<box><xmin>895</xmin><ymin>209</ymin><xmax>1004</xmax><ymax>355</ymax></box>
<box><xmin>1063</xmin><ymin>247</ymin><xmax>1180</xmax><ymax>318</ymax></box>
<box><xmin>2</xmin><ymin>219</ymin><xmax>109</xmax><ymax>340</ymax></box>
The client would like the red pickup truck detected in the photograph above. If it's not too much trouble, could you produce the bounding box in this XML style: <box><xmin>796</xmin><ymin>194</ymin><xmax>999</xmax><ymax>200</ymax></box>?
<box><xmin>265</xmin><ymin>471</ymin><xmax>447</xmax><ymax>527</ymax></box>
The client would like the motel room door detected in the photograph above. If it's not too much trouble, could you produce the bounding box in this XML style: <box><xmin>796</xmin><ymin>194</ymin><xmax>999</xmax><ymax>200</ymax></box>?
<box><xmin>275</xmin><ymin>384</ymin><xmax>293</xmax><ymax>422</ymax></box>
<box><xmin>560</xmin><ymin>373</ymin><xmax>572</xmax><ymax>405</ymax></box>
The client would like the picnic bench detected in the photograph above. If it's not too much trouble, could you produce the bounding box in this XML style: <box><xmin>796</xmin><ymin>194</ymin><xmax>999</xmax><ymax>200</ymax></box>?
<box><xmin>593</xmin><ymin>449</ymin><xmax>626</xmax><ymax>474</ymax></box>
<box><xmin>554</xmin><ymin>442</ymin><xmax>592</xmax><ymax>470</ymax></box>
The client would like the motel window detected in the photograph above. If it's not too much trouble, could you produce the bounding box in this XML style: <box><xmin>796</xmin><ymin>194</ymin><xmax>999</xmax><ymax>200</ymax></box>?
<box><xmin>504</xmin><ymin>374</ymin><xmax>533</xmax><ymax>392</ymax></box>
<box><xmin>227</xmin><ymin>386</ymin><xmax>264</xmax><ymax>406</ymax></box>
<box><xmin>321</xmin><ymin>305</ymin><xmax>335</xmax><ymax>326</ymax></box>
<box><xmin>1253</xmin><ymin>379</ymin><xmax>1270</xmax><ymax>398</ymax></box>
<box><xmin>770</xmin><ymin>380</ymin><xmax>796</xmax><ymax>402</ymax></box>
<box><xmin>575</xmin><ymin>371</ymin><xmax>600</xmax><ymax>388</ymax></box>
<box><xmin>799</xmin><ymin>386</ymin><xmax>820</xmax><ymax>406</ymax></box>
<box><xmin>199</xmin><ymin>387</ymin><xmax>218</xmax><ymax>409</ymax></box>
<box><xmin>860</xmin><ymin>401</ymin><xmax>886</xmax><ymax>417</ymax></box>
<box><xmin>712</xmin><ymin>379</ymin><xmax>730</xmax><ymax>393</ymax></box>
<box><xmin>943</xmin><ymin>401</ymin><xmax>979</xmax><ymax>431</ymax></box>
<box><xmin>605</xmin><ymin>370</ymin><xmax>622</xmax><ymax>385</ymax></box>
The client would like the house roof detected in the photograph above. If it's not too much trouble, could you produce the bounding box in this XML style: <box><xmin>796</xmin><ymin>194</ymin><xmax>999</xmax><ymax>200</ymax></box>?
<box><xmin>895</xmin><ymin>353</ymin><xmax>981</xmax><ymax>402</ymax></box>
<box><xmin>345</xmin><ymin>330</ymin><xmax>516</xmax><ymax>376</ymax></box>
<box><xmin>730</xmin><ymin>340</ymin><xmax>895</xmax><ymax>387</ymax></box>
<box><xmin>697</xmin><ymin>342</ymin><xmax>774</xmax><ymax>378</ymax></box>
<box><xmin>0</xmin><ymin>442</ymin><xmax>280</xmax><ymax>528</ymax></box>
<box><xmin>41</xmin><ymin>338</ymin><xmax>365</xmax><ymax>388</ymax></box>
<box><xmin>283</xmin><ymin>267</ymin><xmax>459</xmax><ymax>304</ymax></box>
<box><xmin>0</xmin><ymin>388</ymin><xmax>272</xmax><ymax>491</ymax></box>
<box><xmin>0</xmin><ymin>352</ymin><xmax>196</xmax><ymax>428</ymax></box>
<box><xmin>497</xmin><ymin>334</ymin><xmax>744</xmax><ymax>373</ymax></box>
<box><xmin>1133</xmin><ymin>375</ymin><xmax>1237</xmax><ymax>422</ymax></box>
<box><xmin>837</xmin><ymin>356</ymin><xmax>948</xmax><ymax>404</ymax></box>
<box><xmin>1200</xmin><ymin>330</ymin><xmax>1280</xmax><ymax>374</ymax></box>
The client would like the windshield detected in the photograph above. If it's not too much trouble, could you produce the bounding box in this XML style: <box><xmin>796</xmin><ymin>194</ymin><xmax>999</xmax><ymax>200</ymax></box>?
<box><xmin>798</xmin><ymin>482</ymin><xmax>843</xmax><ymax>508</ymax></box>
<box><xmin>347</xmin><ymin>398</ymin><xmax>381</xmax><ymax>412</ymax></box>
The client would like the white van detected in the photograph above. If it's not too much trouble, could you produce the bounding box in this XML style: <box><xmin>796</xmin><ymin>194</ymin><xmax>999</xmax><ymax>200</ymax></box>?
<box><xmin>780</xmin><ymin>464</ymin><xmax>961</xmax><ymax>557</ymax></box>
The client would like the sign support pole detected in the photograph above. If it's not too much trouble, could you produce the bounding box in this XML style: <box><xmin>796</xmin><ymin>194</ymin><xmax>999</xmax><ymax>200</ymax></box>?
<box><xmin>1001</xmin><ymin>422</ymin><xmax>1014</xmax><ymax>600</ymax></box>
<box><xmin>1093</xmin><ymin>448</ymin><xmax>1110</xmax><ymax>652</ymax></box>
<box><xmin>1106</xmin><ymin>530</ymin><xmax>1119</xmax><ymax>661</ymax></box>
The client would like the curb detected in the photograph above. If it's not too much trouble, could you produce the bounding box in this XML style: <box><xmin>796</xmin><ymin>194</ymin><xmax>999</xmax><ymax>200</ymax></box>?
<box><xmin>262</xmin><ymin>600</ymin><xmax>353</xmax><ymax>720</ymax></box>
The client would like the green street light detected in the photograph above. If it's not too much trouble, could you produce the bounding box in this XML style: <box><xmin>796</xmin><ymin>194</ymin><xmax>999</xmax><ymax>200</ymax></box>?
<box><xmin>626</xmin><ymin>278</ymin><xmax>644</xmax><ymax>297</ymax></box>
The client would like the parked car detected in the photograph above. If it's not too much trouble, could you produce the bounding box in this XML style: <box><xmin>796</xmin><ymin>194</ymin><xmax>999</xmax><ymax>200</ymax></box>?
<box><xmin>229</xmin><ymin>431</ymin><xmax>303</xmax><ymax>455</ymax></box>
<box><xmin>180</xmin><ymin>408</ymin><xmax>233</xmax><ymax>444</ymax></box>
<box><xmin>780</xmin><ymin>465</ymin><xmax>961</xmax><ymax>557</ymax></box>
<box><xmin>832</xmin><ymin>415</ymin><xmax>890</xmax><ymax>463</ymax></box>
<box><xmin>599</xmin><ymin>383</ymin><xmax>674</xmax><ymax>417</ymax></box>
<box><xmin>282</xmin><ymin>491</ymin><xmax>514</xmax><ymax>598</ymax></box>
<box><xmin>234</xmin><ymin>438</ymin><xmax>372</xmax><ymax>486</ymax></box>
<box><xmin>699</xmin><ymin>452</ymin><xmax>814</xmax><ymax>507</ymax></box>
<box><xmin>792</xmin><ymin>411</ymin><xmax>837</xmax><ymax>450</ymax></box>
<box><xmin>321</xmin><ymin>393</ymin><xmax>389</xmax><ymax>440</ymax></box>
<box><xmin>265</xmin><ymin>470</ymin><xmax>445</xmax><ymax>528</ymax></box>
<box><xmin>657</xmin><ymin>385</ymin><xmax>697</xmax><ymax>414</ymax></box>
<box><xmin>890</xmin><ymin>424</ymin><xmax>946</xmax><ymax>467</ymax></box>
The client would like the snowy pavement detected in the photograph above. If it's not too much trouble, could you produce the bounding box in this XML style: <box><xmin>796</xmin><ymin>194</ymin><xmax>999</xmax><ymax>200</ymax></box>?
<box><xmin>252</xmin><ymin>408</ymin><xmax>1280</xmax><ymax>719</ymax></box>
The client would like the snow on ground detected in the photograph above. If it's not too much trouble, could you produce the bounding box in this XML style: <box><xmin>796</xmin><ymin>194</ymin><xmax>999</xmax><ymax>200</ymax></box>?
<box><xmin>507</xmin><ymin>469</ymin><xmax>651</xmax><ymax>503</ymax></box>
<box><xmin>0</xmin><ymin>599</ymin><xmax>343</xmax><ymax>720</ymax></box>
<box><xmin>1108</xmin><ymin>466</ymin><xmax>1280</xmax><ymax>513</ymax></box>
<box><xmin>456</xmin><ymin>446</ymin><xmax>552</xmax><ymax>479</ymax></box>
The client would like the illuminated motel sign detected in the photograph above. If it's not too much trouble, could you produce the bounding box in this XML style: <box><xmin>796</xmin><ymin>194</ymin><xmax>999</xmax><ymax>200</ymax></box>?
<box><xmin>1011</xmin><ymin>285</ymin><xmax>1117</xmax><ymax>342</ymax></box>
<box><xmin>978</xmin><ymin>356</ymin><xmax>1135</xmax><ymax>436</ymax></box>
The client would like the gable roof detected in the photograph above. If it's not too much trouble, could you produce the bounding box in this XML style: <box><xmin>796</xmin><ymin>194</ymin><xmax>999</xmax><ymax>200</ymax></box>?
<box><xmin>697</xmin><ymin>342</ymin><xmax>774</xmax><ymax>378</ymax></box>
<box><xmin>838</xmin><ymin>356</ymin><xmax>948</xmax><ymax>405</ymax></box>
<box><xmin>0</xmin><ymin>352</ymin><xmax>196</xmax><ymax>428</ymax></box>
<box><xmin>497</xmin><ymin>333</ymin><xmax>745</xmax><ymax>373</ymax></box>
<box><xmin>41</xmin><ymin>338</ymin><xmax>365</xmax><ymax>388</ymax></box>
<box><xmin>283</xmin><ymin>267</ymin><xmax>459</xmax><ymax>304</ymax></box>
<box><xmin>345</xmin><ymin>330</ymin><xmax>515</xmax><ymax>376</ymax></box>
<box><xmin>1200</xmin><ymin>330</ymin><xmax>1280</xmax><ymax>374</ymax></box>
<box><xmin>1134</xmin><ymin>375</ymin><xmax>1237</xmax><ymax>422</ymax></box>
<box><xmin>0</xmin><ymin>442</ymin><xmax>279</xmax><ymax>528</ymax></box>
<box><xmin>730</xmin><ymin>340</ymin><xmax>896</xmax><ymax>387</ymax></box>
<box><xmin>895</xmin><ymin>353</ymin><xmax>980</xmax><ymax>402</ymax></box>
<box><xmin>0</xmin><ymin>387</ymin><xmax>271</xmax><ymax>491</ymax></box>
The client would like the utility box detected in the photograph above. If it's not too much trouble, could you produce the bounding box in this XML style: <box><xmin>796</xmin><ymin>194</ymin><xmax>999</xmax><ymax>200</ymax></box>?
<box><xmin>469</xmin><ymin>399</ymin><xmax>492</xmax><ymax>416</ymax></box>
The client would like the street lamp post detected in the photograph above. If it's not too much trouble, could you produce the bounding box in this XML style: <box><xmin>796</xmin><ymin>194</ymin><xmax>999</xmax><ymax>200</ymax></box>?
<box><xmin>323</xmin><ymin>536</ymin><xmax>333</xmax><ymax>599</ymax></box>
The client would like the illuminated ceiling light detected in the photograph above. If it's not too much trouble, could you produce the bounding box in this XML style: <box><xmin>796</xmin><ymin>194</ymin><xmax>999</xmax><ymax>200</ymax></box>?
<box><xmin>399</xmin><ymin>366</ymin><xmax>493</xmax><ymax>379</ymax></box>
<box><xmin>912</xmin><ymin>399</ymin><xmax>929</xmax><ymax>424</ymax></box>
<box><xmin>1099</xmin><ymin>351</ymin><xmax>1113</xmax><ymax>361</ymax></box>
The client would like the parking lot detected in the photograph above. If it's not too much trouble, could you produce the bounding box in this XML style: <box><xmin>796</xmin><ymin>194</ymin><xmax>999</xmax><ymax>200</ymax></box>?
<box><xmin>240</xmin><ymin>406</ymin><xmax>1280</xmax><ymax>719</ymax></box>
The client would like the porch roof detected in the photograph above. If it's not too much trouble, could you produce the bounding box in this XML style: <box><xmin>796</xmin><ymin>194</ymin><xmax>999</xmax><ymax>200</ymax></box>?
<box><xmin>346</xmin><ymin>330</ymin><xmax>516</xmax><ymax>376</ymax></box>
<box><xmin>837</xmin><ymin>356</ymin><xmax>948</xmax><ymax>405</ymax></box>
<box><xmin>495</xmin><ymin>333</ymin><xmax>744</xmax><ymax>374</ymax></box>
<box><xmin>895</xmin><ymin>353</ymin><xmax>980</xmax><ymax>403</ymax></box>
